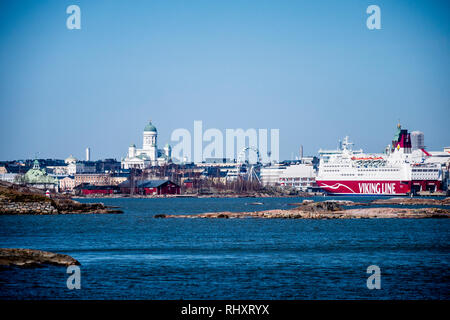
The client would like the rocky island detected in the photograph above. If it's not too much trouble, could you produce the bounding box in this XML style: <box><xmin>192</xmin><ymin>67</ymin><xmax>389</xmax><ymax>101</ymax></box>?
<box><xmin>0</xmin><ymin>248</ymin><xmax>80</xmax><ymax>267</ymax></box>
<box><xmin>0</xmin><ymin>181</ymin><xmax>122</xmax><ymax>215</ymax></box>
<box><xmin>370</xmin><ymin>197</ymin><xmax>450</xmax><ymax>206</ymax></box>
<box><xmin>155</xmin><ymin>199</ymin><xmax>450</xmax><ymax>219</ymax></box>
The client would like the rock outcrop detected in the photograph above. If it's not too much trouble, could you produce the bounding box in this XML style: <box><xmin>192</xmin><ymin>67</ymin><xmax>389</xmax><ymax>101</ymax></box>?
<box><xmin>0</xmin><ymin>248</ymin><xmax>80</xmax><ymax>267</ymax></box>
<box><xmin>0</xmin><ymin>200</ymin><xmax>58</xmax><ymax>214</ymax></box>
<box><xmin>0</xmin><ymin>182</ymin><xmax>122</xmax><ymax>215</ymax></box>
<box><xmin>156</xmin><ymin>200</ymin><xmax>450</xmax><ymax>219</ymax></box>
<box><xmin>370</xmin><ymin>197</ymin><xmax>450</xmax><ymax>206</ymax></box>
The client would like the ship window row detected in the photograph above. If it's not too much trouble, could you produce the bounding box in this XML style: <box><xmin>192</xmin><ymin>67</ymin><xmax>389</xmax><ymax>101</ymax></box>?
<box><xmin>282</xmin><ymin>182</ymin><xmax>315</xmax><ymax>187</ymax></box>
<box><xmin>324</xmin><ymin>165</ymin><xmax>348</xmax><ymax>168</ymax></box>
<box><xmin>412</xmin><ymin>175</ymin><xmax>439</xmax><ymax>177</ymax></box>
<box><xmin>412</xmin><ymin>169</ymin><xmax>439</xmax><ymax>172</ymax></box>
<box><xmin>357</xmin><ymin>169</ymin><xmax>399</xmax><ymax>172</ymax></box>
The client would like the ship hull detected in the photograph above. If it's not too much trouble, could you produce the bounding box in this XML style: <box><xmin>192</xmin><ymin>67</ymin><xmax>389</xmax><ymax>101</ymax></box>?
<box><xmin>316</xmin><ymin>180</ymin><xmax>411</xmax><ymax>195</ymax></box>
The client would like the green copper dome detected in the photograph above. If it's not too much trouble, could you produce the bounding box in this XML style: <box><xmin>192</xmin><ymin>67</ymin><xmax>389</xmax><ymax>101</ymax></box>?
<box><xmin>24</xmin><ymin>161</ymin><xmax>58</xmax><ymax>185</ymax></box>
<box><xmin>144</xmin><ymin>121</ymin><xmax>157</xmax><ymax>132</ymax></box>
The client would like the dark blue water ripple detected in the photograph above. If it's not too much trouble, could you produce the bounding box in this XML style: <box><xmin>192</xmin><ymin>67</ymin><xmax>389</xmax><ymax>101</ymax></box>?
<box><xmin>0</xmin><ymin>197</ymin><xmax>449</xmax><ymax>299</ymax></box>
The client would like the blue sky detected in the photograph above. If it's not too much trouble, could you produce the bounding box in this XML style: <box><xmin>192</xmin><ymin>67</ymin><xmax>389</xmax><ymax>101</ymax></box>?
<box><xmin>0</xmin><ymin>0</ymin><xmax>449</xmax><ymax>161</ymax></box>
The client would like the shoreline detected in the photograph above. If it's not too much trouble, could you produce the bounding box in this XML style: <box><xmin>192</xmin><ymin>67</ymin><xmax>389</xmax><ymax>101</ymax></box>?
<box><xmin>73</xmin><ymin>193</ymin><xmax>448</xmax><ymax>200</ymax></box>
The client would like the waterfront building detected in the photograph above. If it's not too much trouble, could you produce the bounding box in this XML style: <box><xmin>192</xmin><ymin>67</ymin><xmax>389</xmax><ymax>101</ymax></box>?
<box><xmin>59</xmin><ymin>176</ymin><xmax>75</xmax><ymax>191</ymax></box>
<box><xmin>260</xmin><ymin>164</ymin><xmax>286</xmax><ymax>186</ymax></box>
<box><xmin>61</xmin><ymin>173</ymin><xmax>128</xmax><ymax>192</ymax></box>
<box><xmin>260</xmin><ymin>162</ymin><xmax>318</xmax><ymax>191</ymax></box>
<box><xmin>121</xmin><ymin>120</ymin><xmax>172</xmax><ymax>169</ymax></box>
<box><xmin>75</xmin><ymin>184</ymin><xmax>119</xmax><ymax>196</ymax></box>
<box><xmin>118</xmin><ymin>179</ymin><xmax>180</xmax><ymax>195</ymax></box>
<box><xmin>279</xmin><ymin>164</ymin><xmax>318</xmax><ymax>191</ymax></box>
<box><xmin>74</xmin><ymin>173</ymin><xmax>111</xmax><ymax>187</ymax></box>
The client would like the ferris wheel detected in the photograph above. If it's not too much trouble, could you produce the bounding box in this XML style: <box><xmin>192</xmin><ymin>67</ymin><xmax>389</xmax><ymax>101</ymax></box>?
<box><xmin>237</xmin><ymin>147</ymin><xmax>261</xmax><ymax>183</ymax></box>
<box><xmin>237</xmin><ymin>146</ymin><xmax>261</xmax><ymax>164</ymax></box>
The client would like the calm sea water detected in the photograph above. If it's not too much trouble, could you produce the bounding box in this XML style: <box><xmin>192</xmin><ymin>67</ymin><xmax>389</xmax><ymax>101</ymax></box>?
<box><xmin>0</xmin><ymin>197</ymin><xmax>449</xmax><ymax>299</ymax></box>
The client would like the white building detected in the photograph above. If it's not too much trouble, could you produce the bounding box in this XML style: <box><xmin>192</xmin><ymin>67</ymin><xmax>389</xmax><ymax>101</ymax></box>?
<box><xmin>67</xmin><ymin>162</ymin><xmax>96</xmax><ymax>175</ymax></box>
<box><xmin>411</xmin><ymin>131</ymin><xmax>425</xmax><ymax>150</ymax></box>
<box><xmin>61</xmin><ymin>155</ymin><xmax>97</xmax><ymax>175</ymax></box>
<box><xmin>260</xmin><ymin>164</ymin><xmax>286</xmax><ymax>186</ymax></box>
<box><xmin>260</xmin><ymin>163</ymin><xmax>318</xmax><ymax>191</ymax></box>
<box><xmin>121</xmin><ymin>121</ymin><xmax>171</xmax><ymax>169</ymax></box>
<box><xmin>279</xmin><ymin>164</ymin><xmax>317</xmax><ymax>190</ymax></box>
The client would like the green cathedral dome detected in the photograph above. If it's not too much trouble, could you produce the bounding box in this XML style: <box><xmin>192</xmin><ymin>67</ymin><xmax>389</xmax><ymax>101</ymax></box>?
<box><xmin>144</xmin><ymin>121</ymin><xmax>157</xmax><ymax>132</ymax></box>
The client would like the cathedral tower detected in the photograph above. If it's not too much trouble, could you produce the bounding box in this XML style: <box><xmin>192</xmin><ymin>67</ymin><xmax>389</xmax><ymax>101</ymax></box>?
<box><xmin>143</xmin><ymin>120</ymin><xmax>158</xmax><ymax>162</ymax></box>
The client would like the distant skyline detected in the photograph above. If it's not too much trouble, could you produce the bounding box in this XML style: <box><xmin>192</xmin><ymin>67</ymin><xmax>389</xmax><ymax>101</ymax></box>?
<box><xmin>0</xmin><ymin>0</ymin><xmax>449</xmax><ymax>161</ymax></box>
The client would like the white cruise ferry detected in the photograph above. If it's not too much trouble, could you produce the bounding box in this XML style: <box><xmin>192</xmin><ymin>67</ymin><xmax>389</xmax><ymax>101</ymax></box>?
<box><xmin>316</xmin><ymin>125</ymin><xmax>442</xmax><ymax>195</ymax></box>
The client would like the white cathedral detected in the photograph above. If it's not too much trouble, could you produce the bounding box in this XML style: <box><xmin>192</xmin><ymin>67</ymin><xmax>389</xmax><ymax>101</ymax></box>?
<box><xmin>121</xmin><ymin>120</ymin><xmax>172</xmax><ymax>169</ymax></box>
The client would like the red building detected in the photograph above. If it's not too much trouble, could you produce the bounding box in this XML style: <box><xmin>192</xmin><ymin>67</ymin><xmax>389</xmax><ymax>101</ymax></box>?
<box><xmin>183</xmin><ymin>179</ymin><xmax>194</xmax><ymax>189</ymax></box>
<box><xmin>75</xmin><ymin>184</ymin><xmax>119</xmax><ymax>195</ymax></box>
<box><xmin>119</xmin><ymin>179</ymin><xmax>180</xmax><ymax>195</ymax></box>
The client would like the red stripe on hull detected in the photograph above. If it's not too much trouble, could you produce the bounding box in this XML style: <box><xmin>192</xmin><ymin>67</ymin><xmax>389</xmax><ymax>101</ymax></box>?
<box><xmin>316</xmin><ymin>180</ymin><xmax>411</xmax><ymax>195</ymax></box>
